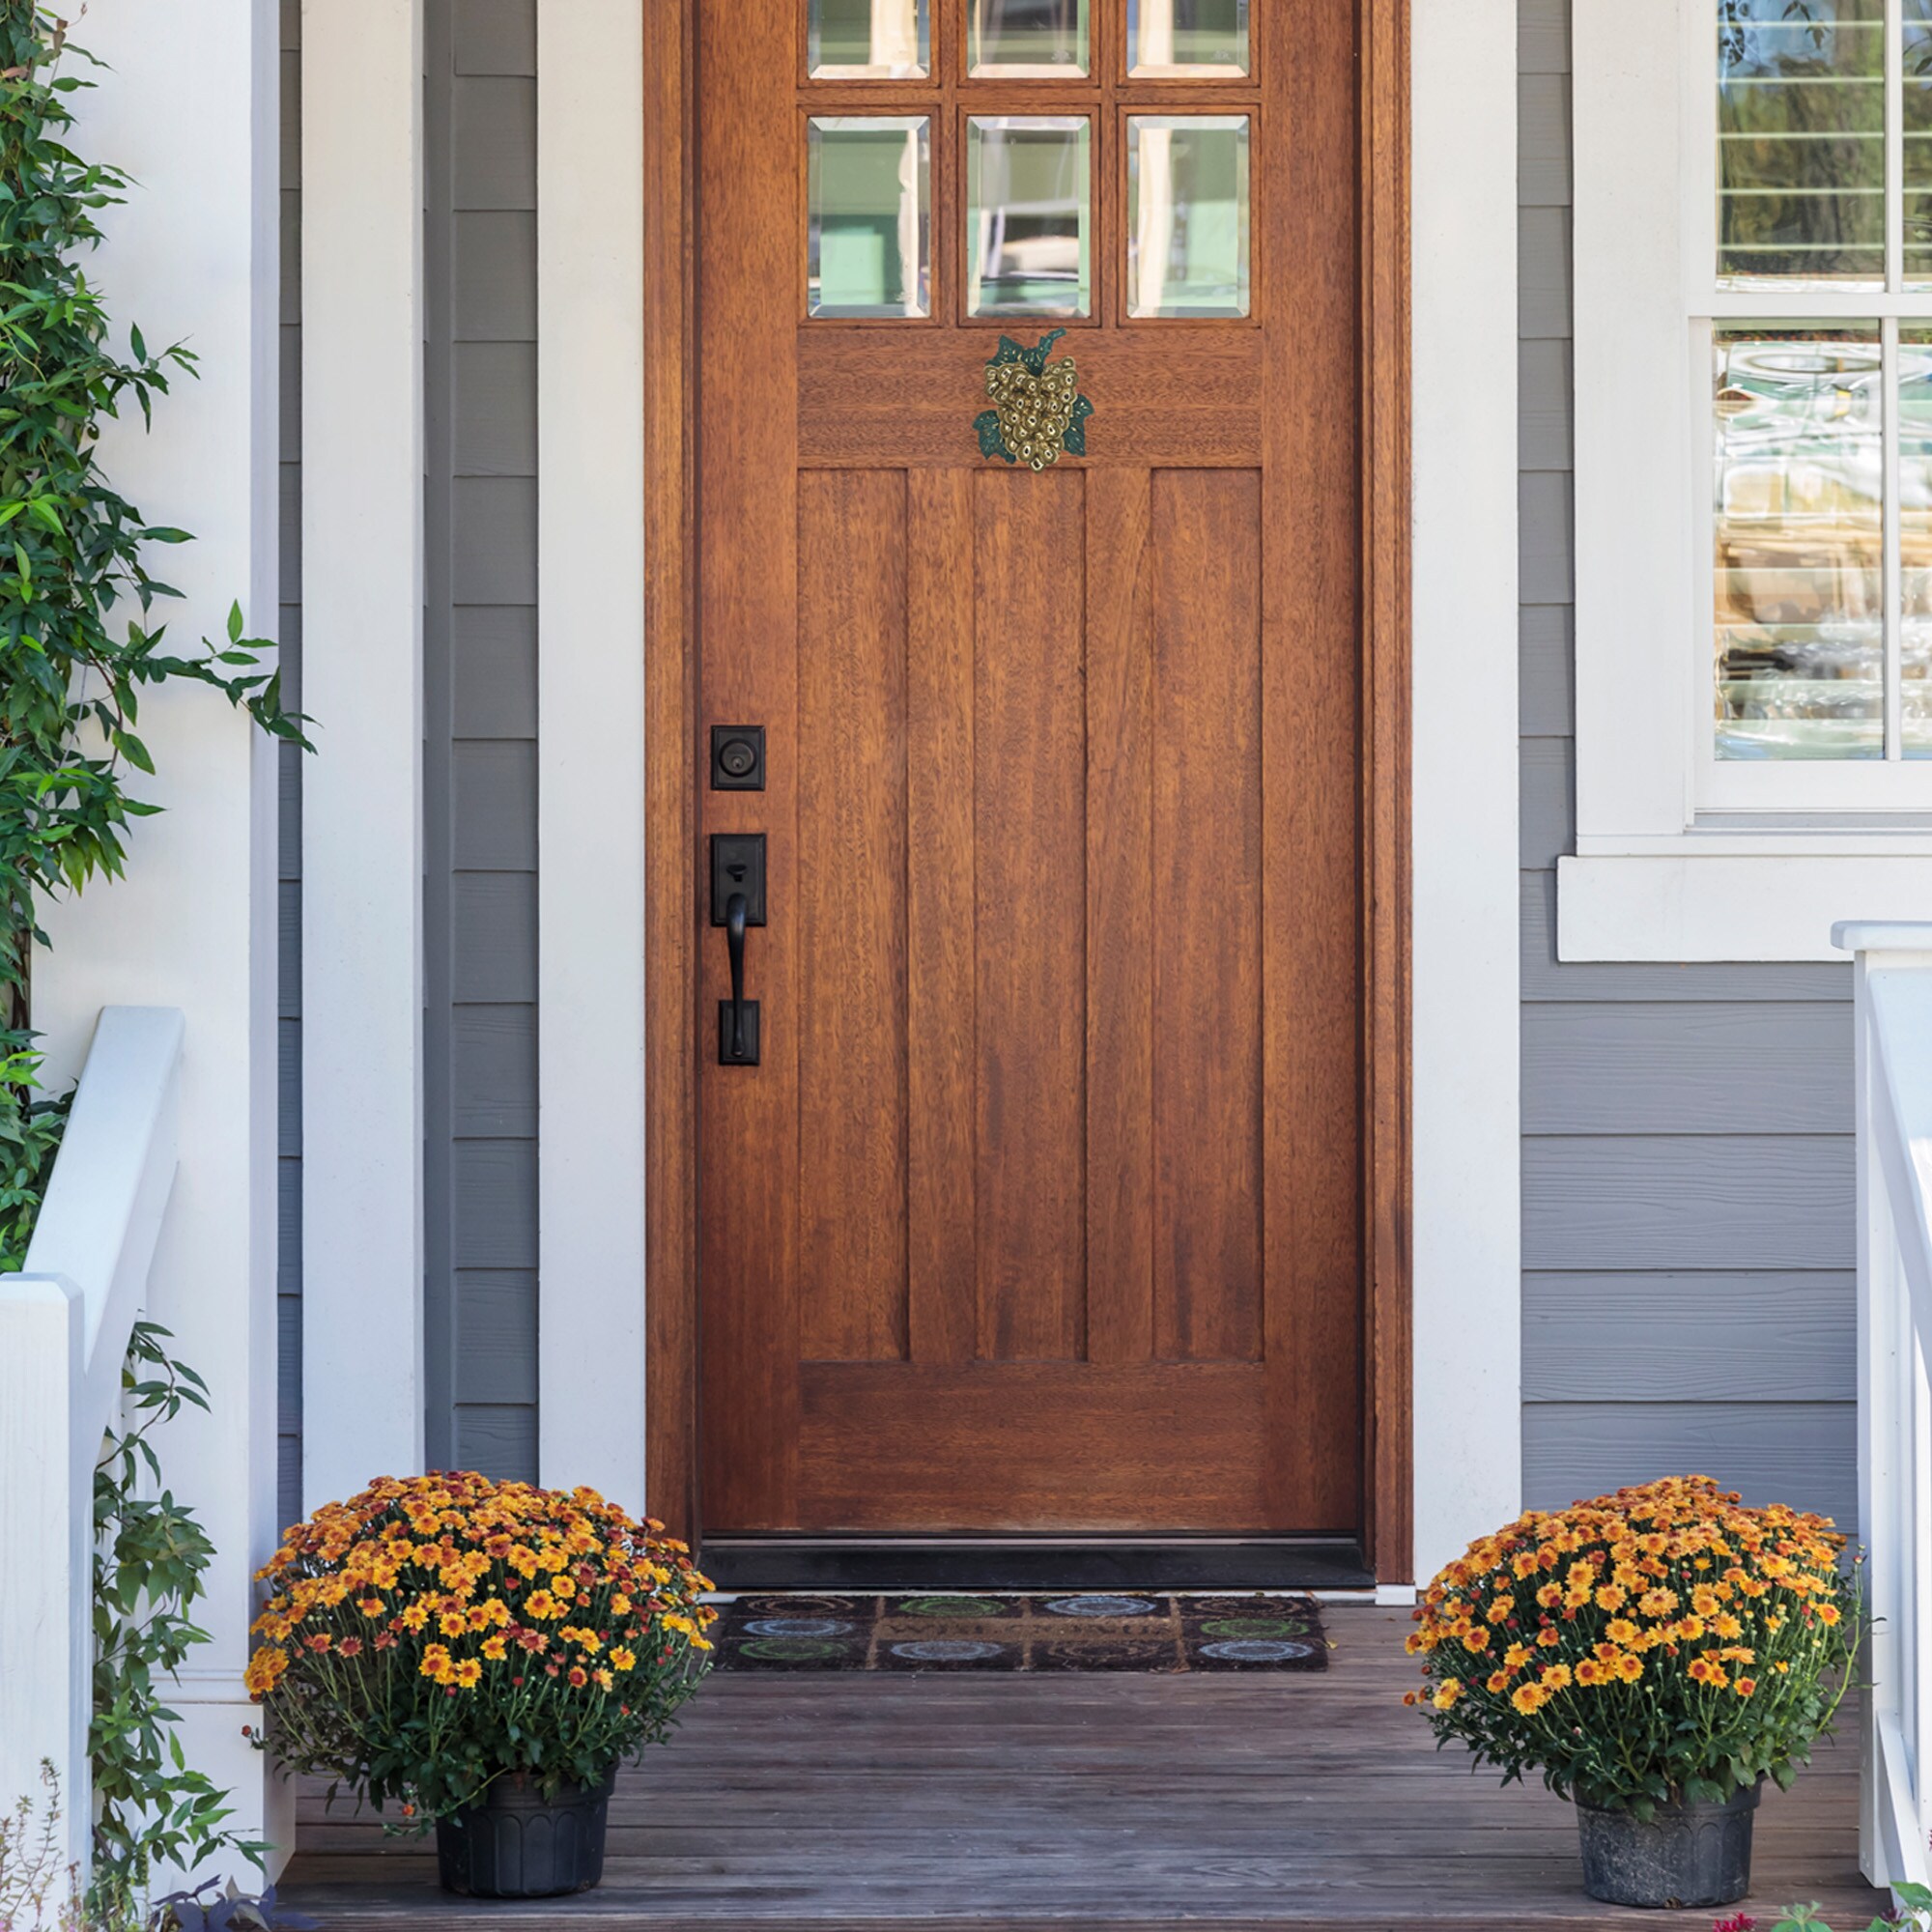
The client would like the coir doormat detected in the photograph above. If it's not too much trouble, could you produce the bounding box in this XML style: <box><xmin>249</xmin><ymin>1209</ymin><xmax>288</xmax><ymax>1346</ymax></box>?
<box><xmin>709</xmin><ymin>1592</ymin><xmax>1328</xmax><ymax>1673</ymax></box>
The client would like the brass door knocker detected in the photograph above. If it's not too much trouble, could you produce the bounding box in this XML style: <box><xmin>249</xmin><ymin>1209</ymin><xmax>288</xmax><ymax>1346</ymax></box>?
<box><xmin>974</xmin><ymin>329</ymin><xmax>1094</xmax><ymax>471</ymax></box>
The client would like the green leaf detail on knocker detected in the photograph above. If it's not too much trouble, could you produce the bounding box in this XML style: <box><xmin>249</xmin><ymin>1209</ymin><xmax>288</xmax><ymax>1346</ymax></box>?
<box><xmin>974</xmin><ymin>329</ymin><xmax>1094</xmax><ymax>471</ymax></box>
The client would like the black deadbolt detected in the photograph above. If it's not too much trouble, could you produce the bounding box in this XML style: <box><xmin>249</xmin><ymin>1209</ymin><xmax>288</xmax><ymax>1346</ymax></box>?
<box><xmin>711</xmin><ymin>724</ymin><xmax>765</xmax><ymax>791</ymax></box>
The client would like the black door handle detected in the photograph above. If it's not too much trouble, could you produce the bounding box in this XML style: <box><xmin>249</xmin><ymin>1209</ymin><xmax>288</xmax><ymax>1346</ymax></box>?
<box><xmin>724</xmin><ymin>891</ymin><xmax>751</xmax><ymax>1061</ymax></box>
<box><xmin>710</xmin><ymin>833</ymin><xmax>764</xmax><ymax>1066</ymax></box>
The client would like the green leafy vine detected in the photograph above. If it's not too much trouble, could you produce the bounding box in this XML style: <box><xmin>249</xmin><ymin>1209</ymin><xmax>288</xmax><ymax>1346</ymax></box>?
<box><xmin>90</xmin><ymin>1322</ymin><xmax>267</xmax><ymax>1915</ymax></box>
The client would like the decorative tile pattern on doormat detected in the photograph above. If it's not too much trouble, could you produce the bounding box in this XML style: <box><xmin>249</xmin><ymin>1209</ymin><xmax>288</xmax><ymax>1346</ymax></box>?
<box><xmin>709</xmin><ymin>1593</ymin><xmax>1328</xmax><ymax>1673</ymax></box>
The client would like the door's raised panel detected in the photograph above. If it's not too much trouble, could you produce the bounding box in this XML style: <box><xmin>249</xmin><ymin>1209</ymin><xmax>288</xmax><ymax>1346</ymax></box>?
<box><xmin>974</xmin><ymin>468</ymin><xmax>1089</xmax><ymax>1362</ymax></box>
<box><xmin>1152</xmin><ymin>468</ymin><xmax>1264</xmax><ymax>1362</ymax></box>
<box><xmin>1085</xmin><ymin>469</ymin><xmax>1157</xmax><ymax>1367</ymax></box>
<box><xmin>799</xmin><ymin>1361</ymin><xmax>1267</xmax><ymax>1530</ymax></box>
<box><xmin>798</xmin><ymin>470</ymin><xmax>912</xmax><ymax>1363</ymax></box>
<box><xmin>906</xmin><ymin>470</ymin><xmax>980</xmax><ymax>1368</ymax></box>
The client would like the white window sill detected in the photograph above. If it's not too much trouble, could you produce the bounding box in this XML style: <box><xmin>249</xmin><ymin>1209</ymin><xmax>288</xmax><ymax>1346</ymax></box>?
<box><xmin>1557</xmin><ymin>849</ymin><xmax>1932</xmax><ymax>963</ymax></box>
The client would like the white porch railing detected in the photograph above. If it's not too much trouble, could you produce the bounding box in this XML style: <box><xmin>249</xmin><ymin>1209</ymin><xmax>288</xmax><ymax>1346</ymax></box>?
<box><xmin>1841</xmin><ymin>923</ymin><xmax>1932</xmax><ymax>1893</ymax></box>
<box><xmin>0</xmin><ymin>1008</ymin><xmax>185</xmax><ymax>1886</ymax></box>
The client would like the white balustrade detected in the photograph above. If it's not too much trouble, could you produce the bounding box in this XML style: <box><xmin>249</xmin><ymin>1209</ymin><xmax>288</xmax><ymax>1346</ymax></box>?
<box><xmin>0</xmin><ymin>1008</ymin><xmax>185</xmax><ymax>1894</ymax></box>
<box><xmin>1840</xmin><ymin>923</ymin><xmax>1932</xmax><ymax>1896</ymax></box>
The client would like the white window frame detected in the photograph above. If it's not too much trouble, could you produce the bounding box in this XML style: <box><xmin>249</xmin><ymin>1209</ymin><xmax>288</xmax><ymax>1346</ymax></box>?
<box><xmin>1566</xmin><ymin>0</ymin><xmax>1932</xmax><ymax>963</ymax></box>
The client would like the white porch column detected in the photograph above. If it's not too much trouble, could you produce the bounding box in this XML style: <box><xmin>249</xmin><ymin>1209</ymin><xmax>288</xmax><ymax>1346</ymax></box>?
<box><xmin>1409</xmin><ymin>0</ymin><xmax>1523</xmax><ymax>1584</ymax></box>
<box><xmin>299</xmin><ymin>0</ymin><xmax>427</xmax><ymax>1507</ymax></box>
<box><xmin>535</xmin><ymin>0</ymin><xmax>649</xmax><ymax>1511</ymax></box>
<box><xmin>43</xmin><ymin>0</ymin><xmax>289</xmax><ymax>1874</ymax></box>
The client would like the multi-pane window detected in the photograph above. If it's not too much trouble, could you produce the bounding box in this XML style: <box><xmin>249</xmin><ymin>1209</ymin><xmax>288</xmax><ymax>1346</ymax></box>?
<box><xmin>802</xmin><ymin>0</ymin><xmax>1252</xmax><ymax>326</ymax></box>
<box><xmin>1710</xmin><ymin>0</ymin><xmax>1932</xmax><ymax>777</ymax></box>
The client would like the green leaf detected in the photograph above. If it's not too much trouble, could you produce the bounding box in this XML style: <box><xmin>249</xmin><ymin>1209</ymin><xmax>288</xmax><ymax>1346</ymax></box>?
<box><xmin>1021</xmin><ymin>327</ymin><xmax>1067</xmax><ymax>375</ymax></box>
<box><xmin>1063</xmin><ymin>392</ymin><xmax>1094</xmax><ymax>457</ymax></box>
<box><xmin>974</xmin><ymin>409</ymin><xmax>1013</xmax><ymax>464</ymax></box>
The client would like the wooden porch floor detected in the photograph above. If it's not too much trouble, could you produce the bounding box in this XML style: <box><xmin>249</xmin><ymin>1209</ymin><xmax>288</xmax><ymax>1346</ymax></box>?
<box><xmin>280</xmin><ymin>1608</ymin><xmax>1882</xmax><ymax>1931</ymax></box>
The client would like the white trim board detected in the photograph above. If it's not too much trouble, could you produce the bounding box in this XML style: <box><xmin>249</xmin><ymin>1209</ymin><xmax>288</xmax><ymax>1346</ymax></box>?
<box><xmin>535</xmin><ymin>0</ymin><xmax>649</xmax><ymax>1511</ymax></box>
<box><xmin>299</xmin><ymin>0</ymin><xmax>427</xmax><ymax>1506</ymax></box>
<box><xmin>1562</xmin><ymin>854</ymin><xmax>1932</xmax><ymax>962</ymax></box>
<box><xmin>1408</xmin><ymin>0</ymin><xmax>1523</xmax><ymax>1584</ymax></box>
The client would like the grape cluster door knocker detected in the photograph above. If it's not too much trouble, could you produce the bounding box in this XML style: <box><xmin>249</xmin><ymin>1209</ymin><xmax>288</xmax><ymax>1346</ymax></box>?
<box><xmin>974</xmin><ymin>329</ymin><xmax>1094</xmax><ymax>471</ymax></box>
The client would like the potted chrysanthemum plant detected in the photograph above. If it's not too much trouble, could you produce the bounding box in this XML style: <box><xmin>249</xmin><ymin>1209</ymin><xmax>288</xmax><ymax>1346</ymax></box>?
<box><xmin>1405</xmin><ymin>1475</ymin><xmax>1861</xmax><ymax>1911</ymax></box>
<box><xmin>245</xmin><ymin>1473</ymin><xmax>715</xmax><ymax>1899</ymax></box>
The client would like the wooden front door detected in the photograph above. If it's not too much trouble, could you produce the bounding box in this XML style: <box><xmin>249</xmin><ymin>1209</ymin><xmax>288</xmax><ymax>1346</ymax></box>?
<box><xmin>694</xmin><ymin>0</ymin><xmax>1368</xmax><ymax>1539</ymax></box>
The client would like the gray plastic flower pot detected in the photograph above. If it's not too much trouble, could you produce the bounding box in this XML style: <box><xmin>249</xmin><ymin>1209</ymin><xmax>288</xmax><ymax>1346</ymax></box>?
<box><xmin>1575</xmin><ymin>1778</ymin><xmax>1761</xmax><ymax>1910</ymax></box>
<box><xmin>436</xmin><ymin>1770</ymin><xmax>613</xmax><ymax>1899</ymax></box>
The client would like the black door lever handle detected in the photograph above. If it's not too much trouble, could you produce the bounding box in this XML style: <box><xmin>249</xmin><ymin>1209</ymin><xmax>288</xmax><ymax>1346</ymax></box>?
<box><xmin>710</xmin><ymin>832</ymin><xmax>763</xmax><ymax>1065</ymax></box>
<box><xmin>725</xmin><ymin>891</ymin><xmax>750</xmax><ymax>1061</ymax></box>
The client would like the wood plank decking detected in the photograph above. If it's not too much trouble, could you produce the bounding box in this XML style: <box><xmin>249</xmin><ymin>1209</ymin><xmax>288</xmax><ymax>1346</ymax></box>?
<box><xmin>279</xmin><ymin>1607</ymin><xmax>1883</xmax><ymax>1930</ymax></box>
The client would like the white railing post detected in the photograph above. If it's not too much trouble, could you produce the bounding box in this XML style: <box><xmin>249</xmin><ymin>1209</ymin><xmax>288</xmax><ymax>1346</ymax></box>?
<box><xmin>1837</xmin><ymin>922</ymin><xmax>1932</xmax><ymax>1899</ymax></box>
<box><xmin>0</xmin><ymin>1008</ymin><xmax>184</xmax><ymax>1908</ymax></box>
<box><xmin>0</xmin><ymin>1277</ymin><xmax>91</xmax><ymax>1874</ymax></box>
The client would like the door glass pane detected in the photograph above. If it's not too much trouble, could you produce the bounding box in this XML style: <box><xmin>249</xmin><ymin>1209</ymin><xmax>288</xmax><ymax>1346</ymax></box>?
<box><xmin>970</xmin><ymin>0</ymin><xmax>1089</xmax><ymax>77</ymax></box>
<box><xmin>1901</xmin><ymin>328</ymin><xmax>1932</xmax><ymax>754</ymax></box>
<box><xmin>809</xmin><ymin>118</ymin><xmax>932</xmax><ymax>318</ymax></box>
<box><xmin>1128</xmin><ymin>115</ymin><xmax>1249</xmax><ymax>317</ymax></box>
<box><xmin>810</xmin><ymin>0</ymin><xmax>929</xmax><ymax>78</ymax></box>
<box><xmin>967</xmin><ymin>117</ymin><xmax>1092</xmax><ymax>318</ymax></box>
<box><xmin>1127</xmin><ymin>0</ymin><xmax>1248</xmax><ymax>77</ymax></box>
<box><xmin>1714</xmin><ymin>326</ymin><xmax>1884</xmax><ymax>760</ymax></box>
<box><xmin>1717</xmin><ymin>0</ymin><xmax>1884</xmax><ymax>289</ymax></box>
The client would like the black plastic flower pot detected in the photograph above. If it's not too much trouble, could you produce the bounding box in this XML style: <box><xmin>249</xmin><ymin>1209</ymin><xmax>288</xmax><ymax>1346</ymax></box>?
<box><xmin>436</xmin><ymin>1770</ymin><xmax>614</xmax><ymax>1899</ymax></box>
<box><xmin>1575</xmin><ymin>1778</ymin><xmax>1761</xmax><ymax>1910</ymax></box>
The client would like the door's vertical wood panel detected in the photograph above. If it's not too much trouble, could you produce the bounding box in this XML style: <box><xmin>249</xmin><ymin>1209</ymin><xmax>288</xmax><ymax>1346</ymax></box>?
<box><xmin>696</xmin><ymin>0</ymin><xmax>799</xmax><ymax>1526</ymax></box>
<box><xmin>797</xmin><ymin>471</ymin><xmax>911</xmax><ymax>1362</ymax></box>
<box><xmin>974</xmin><ymin>468</ymin><xmax>1088</xmax><ymax>1363</ymax></box>
<box><xmin>1262</xmin><ymin>0</ymin><xmax>1364</xmax><ymax>1525</ymax></box>
<box><xmin>1085</xmin><ymin>469</ymin><xmax>1155</xmax><ymax>1368</ymax></box>
<box><xmin>907</xmin><ymin>469</ymin><xmax>979</xmax><ymax>1368</ymax></box>
<box><xmin>1152</xmin><ymin>469</ymin><xmax>1264</xmax><ymax>1363</ymax></box>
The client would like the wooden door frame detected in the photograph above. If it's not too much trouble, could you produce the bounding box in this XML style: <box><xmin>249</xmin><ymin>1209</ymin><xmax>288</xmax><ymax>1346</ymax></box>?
<box><xmin>642</xmin><ymin>0</ymin><xmax>1414</xmax><ymax>1582</ymax></box>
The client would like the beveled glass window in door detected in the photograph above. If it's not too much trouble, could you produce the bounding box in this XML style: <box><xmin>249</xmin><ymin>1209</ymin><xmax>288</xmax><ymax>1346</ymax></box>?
<box><xmin>809</xmin><ymin>118</ymin><xmax>932</xmax><ymax>318</ymax></box>
<box><xmin>1127</xmin><ymin>0</ymin><xmax>1248</xmax><ymax>78</ymax></box>
<box><xmin>809</xmin><ymin>0</ymin><xmax>929</xmax><ymax>78</ymax></box>
<box><xmin>1128</xmin><ymin>115</ymin><xmax>1249</xmax><ymax>317</ymax></box>
<box><xmin>970</xmin><ymin>0</ymin><xmax>1090</xmax><ymax>77</ymax></box>
<box><xmin>967</xmin><ymin>116</ymin><xmax>1092</xmax><ymax>318</ymax></box>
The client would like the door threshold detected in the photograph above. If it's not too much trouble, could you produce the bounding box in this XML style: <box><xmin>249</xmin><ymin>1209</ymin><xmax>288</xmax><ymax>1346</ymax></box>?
<box><xmin>698</xmin><ymin>1536</ymin><xmax>1373</xmax><ymax>1593</ymax></box>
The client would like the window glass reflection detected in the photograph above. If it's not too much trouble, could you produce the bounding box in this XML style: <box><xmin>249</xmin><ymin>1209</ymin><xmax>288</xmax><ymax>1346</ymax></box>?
<box><xmin>1714</xmin><ymin>327</ymin><xmax>1884</xmax><ymax>759</ymax></box>
<box><xmin>809</xmin><ymin>118</ymin><xmax>932</xmax><ymax>319</ymax></box>
<box><xmin>1906</xmin><ymin>1</ymin><xmax>1932</xmax><ymax>286</ymax></box>
<box><xmin>1718</xmin><ymin>0</ymin><xmax>1884</xmax><ymax>289</ymax></box>
<box><xmin>1898</xmin><ymin>328</ymin><xmax>1932</xmax><ymax>754</ymax></box>
<box><xmin>967</xmin><ymin>117</ymin><xmax>1092</xmax><ymax>319</ymax></box>
<box><xmin>810</xmin><ymin>0</ymin><xmax>929</xmax><ymax>78</ymax></box>
<box><xmin>1128</xmin><ymin>116</ymin><xmax>1249</xmax><ymax>317</ymax></box>
<box><xmin>1127</xmin><ymin>0</ymin><xmax>1248</xmax><ymax>77</ymax></box>
<box><xmin>970</xmin><ymin>0</ymin><xmax>1089</xmax><ymax>77</ymax></box>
